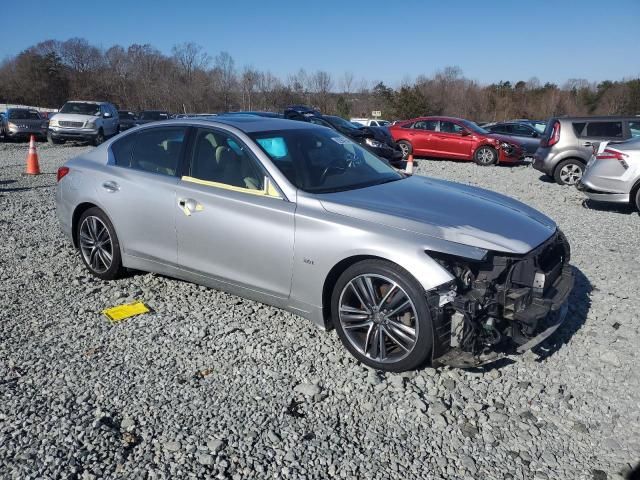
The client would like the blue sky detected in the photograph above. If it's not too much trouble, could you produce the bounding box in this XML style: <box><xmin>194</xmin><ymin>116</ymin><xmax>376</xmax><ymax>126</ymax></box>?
<box><xmin>2</xmin><ymin>0</ymin><xmax>639</xmax><ymax>87</ymax></box>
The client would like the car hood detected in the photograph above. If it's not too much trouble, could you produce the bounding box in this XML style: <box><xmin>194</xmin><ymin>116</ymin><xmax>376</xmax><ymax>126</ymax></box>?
<box><xmin>52</xmin><ymin>113</ymin><xmax>98</xmax><ymax>123</ymax></box>
<box><xmin>319</xmin><ymin>175</ymin><xmax>556</xmax><ymax>254</ymax></box>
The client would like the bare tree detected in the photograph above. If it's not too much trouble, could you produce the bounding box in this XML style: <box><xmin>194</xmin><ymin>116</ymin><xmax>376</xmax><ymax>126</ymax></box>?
<box><xmin>340</xmin><ymin>71</ymin><xmax>354</xmax><ymax>94</ymax></box>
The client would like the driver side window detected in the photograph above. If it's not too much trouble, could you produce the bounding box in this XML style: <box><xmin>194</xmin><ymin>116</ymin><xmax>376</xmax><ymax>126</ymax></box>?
<box><xmin>186</xmin><ymin>129</ymin><xmax>265</xmax><ymax>192</ymax></box>
<box><xmin>439</xmin><ymin>121</ymin><xmax>464</xmax><ymax>134</ymax></box>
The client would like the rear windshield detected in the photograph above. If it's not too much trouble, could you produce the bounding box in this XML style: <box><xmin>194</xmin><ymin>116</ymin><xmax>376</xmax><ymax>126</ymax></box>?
<box><xmin>60</xmin><ymin>102</ymin><xmax>101</xmax><ymax>116</ymax></box>
<box><xmin>8</xmin><ymin>109</ymin><xmax>40</xmax><ymax>120</ymax></box>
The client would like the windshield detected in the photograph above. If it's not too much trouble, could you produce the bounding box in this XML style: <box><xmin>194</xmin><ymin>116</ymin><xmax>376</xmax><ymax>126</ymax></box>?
<box><xmin>60</xmin><ymin>102</ymin><xmax>101</xmax><ymax>116</ymax></box>
<box><xmin>323</xmin><ymin>115</ymin><xmax>361</xmax><ymax>132</ymax></box>
<box><xmin>460</xmin><ymin>120</ymin><xmax>489</xmax><ymax>134</ymax></box>
<box><xmin>250</xmin><ymin>128</ymin><xmax>403</xmax><ymax>194</ymax></box>
<box><xmin>139</xmin><ymin>111</ymin><xmax>169</xmax><ymax>120</ymax></box>
<box><xmin>8</xmin><ymin>109</ymin><xmax>40</xmax><ymax>120</ymax></box>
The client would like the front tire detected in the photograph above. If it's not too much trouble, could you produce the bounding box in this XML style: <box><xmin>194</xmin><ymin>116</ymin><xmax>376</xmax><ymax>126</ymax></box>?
<box><xmin>397</xmin><ymin>140</ymin><xmax>413</xmax><ymax>160</ymax></box>
<box><xmin>77</xmin><ymin>207</ymin><xmax>124</xmax><ymax>280</ymax></box>
<box><xmin>554</xmin><ymin>159</ymin><xmax>584</xmax><ymax>186</ymax></box>
<box><xmin>474</xmin><ymin>146</ymin><xmax>497</xmax><ymax>166</ymax></box>
<box><xmin>93</xmin><ymin>129</ymin><xmax>105</xmax><ymax>146</ymax></box>
<box><xmin>47</xmin><ymin>132</ymin><xmax>63</xmax><ymax>145</ymax></box>
<box><xmin>331</xmin><ymin>259</ymin><xmax>434</xmax><ymax>372</ymax></box>
<box><xmin>634</xmin><ymin>188</ymin><xmax>640</xmax><ymax>213</ymax></box>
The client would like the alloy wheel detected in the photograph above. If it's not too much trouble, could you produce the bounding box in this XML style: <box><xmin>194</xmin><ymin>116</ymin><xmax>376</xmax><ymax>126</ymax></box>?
<box><xmin>79</xmin><ymin>216</ymin><xmax>113</xmax><ymax>274</ymax></box>
<box><xmin>398</xmin><ymin>142</ymin><xmax>410</xmax><ymax>159</ymax></box>
<box><xmin>559</xmin><ymin>163</ymin><xmax>583</xmax><ymax>185</ymax></box>
<box><xmin>476</xmin><ymin>147</ymin><xmax>495</xmax><ymax>164</ymax></box>
<box><xmin>338</xmin><ymin>274</ymin><xmax>418</xmax><ymax>363</ymax></box>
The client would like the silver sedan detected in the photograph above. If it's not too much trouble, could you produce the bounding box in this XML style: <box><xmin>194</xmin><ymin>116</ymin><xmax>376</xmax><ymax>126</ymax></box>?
<box><xmin>55</xmin><ymin>117</ymin><xmax>574</xmax><ymax>371</ymax></box>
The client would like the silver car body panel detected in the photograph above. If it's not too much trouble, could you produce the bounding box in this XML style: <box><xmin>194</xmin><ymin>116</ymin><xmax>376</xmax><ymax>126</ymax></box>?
<box><xmin>56</xmin><ymin>117</ymin><xmax>559</xmax><ymax>329</ymax></box>
<box><xmin>580</xmin><ymin>139</ymin><xmax>640</xmax><ymax>203</ymax></box>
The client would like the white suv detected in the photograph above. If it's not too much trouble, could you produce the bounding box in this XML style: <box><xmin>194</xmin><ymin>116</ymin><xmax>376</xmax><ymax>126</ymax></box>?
<box><xmin>48</xmin><ymin>101</ymin><xmax>119</xmax><ymax>145</ymax></box>
<box><xmin>350</xmin><ymin>118</ymin><xmax>390</xmax><ymax>127</ymax></box>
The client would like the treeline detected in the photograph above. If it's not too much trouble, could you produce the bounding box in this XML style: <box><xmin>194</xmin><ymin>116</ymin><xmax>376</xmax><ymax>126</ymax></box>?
<box><xmin>1</xmin><ymin>38</ymin><xmax>639</xmax><ymax>121</ymax></box>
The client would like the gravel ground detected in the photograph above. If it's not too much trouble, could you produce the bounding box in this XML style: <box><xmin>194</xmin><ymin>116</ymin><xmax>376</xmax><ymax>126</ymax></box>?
<box><xmin>1</xmin><ymin>142</ymin><xmax>638</xmax><ymax>480</ymax></box>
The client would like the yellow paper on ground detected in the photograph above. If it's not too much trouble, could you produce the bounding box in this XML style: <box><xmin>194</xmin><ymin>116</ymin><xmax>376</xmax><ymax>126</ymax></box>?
<box><xmin>103</xmin><ymin>301</ymin><xmax>150</xmax><ymax>323</ymax></box>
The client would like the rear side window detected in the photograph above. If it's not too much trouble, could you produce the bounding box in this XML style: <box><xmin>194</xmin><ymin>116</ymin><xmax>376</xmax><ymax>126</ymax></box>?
<box><xmin>414</xmin><ymin>120</ymin><xmax>438</xmax><ymax>131</ymax></box>
<box><xmin>572</xmin><ymin>122</ymin><xmax>586</xmax><ymax>137</ymax></box>
<box><xmin>628</xmin><ymin>121</ymin><xmax>640</xmax><ymax>138</ymax></box>
<box><xmin>585</xmin><ymin>122</ymin><xmax>623</xmax><ymax>138</ymax></box>
<box><xmin>113</xmin><ymin>127</ymin><xmax>187</xmax><ymax>175</ymax></box>
<box><xmin>111</xmin><ymin>133</ymin><xmax>136</xmax><ymax>167</ymax></box>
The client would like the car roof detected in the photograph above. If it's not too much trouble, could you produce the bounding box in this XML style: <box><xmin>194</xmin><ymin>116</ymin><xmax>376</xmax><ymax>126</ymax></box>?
<box><xmin>553</xmin><ymin>115</ymin><xmax>639</xmax><ymax>121</ymax></box>
<box><xmin>65</xmin><ymin>100</ymin><xmax>105</xmax><ymax>104</ymax></box>
<box><xmin>139</xmin><ymin>116</ymin><xmax>327</xmax><ymax>134</ymax></box>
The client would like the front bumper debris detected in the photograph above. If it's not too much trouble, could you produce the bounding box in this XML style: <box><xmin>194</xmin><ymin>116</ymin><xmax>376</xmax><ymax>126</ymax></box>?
<box><xmin>430</xmin><ymin>230</ymin><xmax>574</xmax><ymax>368</ymax></box>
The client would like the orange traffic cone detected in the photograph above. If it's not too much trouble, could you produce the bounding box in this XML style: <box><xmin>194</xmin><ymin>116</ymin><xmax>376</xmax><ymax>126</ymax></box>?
<box><xmin>405</xmin><ymin>154</ymin><xmax>414</xmax><ymax>175</ymax></box>
<box><xmin>25</xmin><ymin>135</ymin><xmax>41</xmax><ymax>175</ymax></box>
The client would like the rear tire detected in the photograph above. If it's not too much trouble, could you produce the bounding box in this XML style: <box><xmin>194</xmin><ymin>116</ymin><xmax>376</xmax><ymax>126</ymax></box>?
<box><xmin>77</xmin><ymin>207</ymin><xmax>124</xmax><ymax>280</ymax></box>
<box><xmin>554</xmin><ymin>159</ymin><xmax>584</xmax><ymax>186</ymax></box>
<box><xmin>634</xmin><ymin>188</ymin><xmax>640</xmax><ymax>213</ymax></box>
<box><xmin>331</xmin><ymin>259</ymin><xmax>434</xmax><ymax>372</ymax></box>
<box><xmin>473</xmin><ymin>146</ymin><xmax>497</xmax><ymax>166</ymax></box>
<box><xmin>397</xmin><ymin>141</ymin><xmax>413</xmax><ymax>160</ymax></box>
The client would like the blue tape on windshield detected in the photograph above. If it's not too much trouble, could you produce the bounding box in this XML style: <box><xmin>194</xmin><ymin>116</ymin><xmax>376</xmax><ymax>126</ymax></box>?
<box><xmin>257</xmin><ymin>137</ymin><xmax>288</xmax><ymax>158</ymax></box>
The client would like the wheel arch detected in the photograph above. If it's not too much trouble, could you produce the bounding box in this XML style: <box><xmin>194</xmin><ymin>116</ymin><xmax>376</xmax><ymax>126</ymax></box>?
<box><xmin>630</xmin><ymin>177</ymin><xmax>640</xmax><ymax>208</ymax></box>
<box><xmin>321</xmin><ymin>254</ymin><xmax>384</xmax><ymax>329</ymax></box>
<box><xmin>71</xmin><ymin>202</ymin><xmax>118</xmax><ymax>249</ymax></box>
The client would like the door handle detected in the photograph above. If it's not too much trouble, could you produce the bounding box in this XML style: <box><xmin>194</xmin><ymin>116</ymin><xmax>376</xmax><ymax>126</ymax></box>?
<box><xmin>582</xmin><ymin>142</ymin><xmax>593</xmax><ymax>147</ymax></box>
<box><xmin>178</xmin><ymin>198</ymin><xmax>203</xmax><ymax>216</ymax></box>
<box><xmin>102</xmin><ymin>181</ymin><xmax>119</xmax><ymax>192</ymax></box>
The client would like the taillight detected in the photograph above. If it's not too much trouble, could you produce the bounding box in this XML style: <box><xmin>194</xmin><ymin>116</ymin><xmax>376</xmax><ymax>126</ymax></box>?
<box><xmin>596</xmin><ymin>148</ymin><xmax>629</xmax><ymax>168</ymax></box>
<box><xmin>57</xmin><ymin>166</ymin><xmax>70</xmax><ymax>182</ymax></box>
<box><xmin>546</xmin><ymin>121</ymin><xmax>561</xmax><ymax>147</ymax></box>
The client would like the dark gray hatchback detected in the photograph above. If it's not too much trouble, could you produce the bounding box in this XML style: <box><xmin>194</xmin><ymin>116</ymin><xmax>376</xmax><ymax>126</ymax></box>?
<box><xmin>533</xmin><ymin>116</ymin><xmax>640</xmax><ymax>185</ymax></box>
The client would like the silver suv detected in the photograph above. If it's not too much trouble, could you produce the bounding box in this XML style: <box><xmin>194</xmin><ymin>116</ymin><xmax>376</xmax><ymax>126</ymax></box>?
<box><xmin>532</xmin><ymin>116</ymin><xmax>640</xmax><ymax>185</ymax></box>
<box><xmin>48</xmin><ymin>101</ymin><xmax>119</xmax><ymax>145</ymax></box>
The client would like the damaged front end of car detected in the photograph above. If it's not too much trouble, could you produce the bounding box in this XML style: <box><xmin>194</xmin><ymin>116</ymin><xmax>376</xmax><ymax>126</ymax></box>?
<box><xmin>427</xmin><ymin>230</ymin><xmax>574</xmax><ymax>368</ymax></box>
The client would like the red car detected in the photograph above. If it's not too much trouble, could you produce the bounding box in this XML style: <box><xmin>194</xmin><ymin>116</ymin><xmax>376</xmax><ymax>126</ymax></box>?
<box><xmin>389</xmin><ymin>116</ymin><xmax>523</xmax><ymax>165</ymax></box>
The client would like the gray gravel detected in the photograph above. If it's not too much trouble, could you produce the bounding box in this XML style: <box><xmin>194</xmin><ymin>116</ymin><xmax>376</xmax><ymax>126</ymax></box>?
<box><xmin>1</xmin><ymin>142</ymin><xmax>638</xmax><ymax>479</ymax></box>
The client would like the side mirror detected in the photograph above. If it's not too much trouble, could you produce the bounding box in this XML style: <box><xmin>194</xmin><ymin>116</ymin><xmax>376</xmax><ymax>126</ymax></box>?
<box><xmin>532</xmin><ymin>131</ymin><xmax>539</xmax><ymax>138</ymax></box>
<box><xmin>103</xmin><ymin>112</ymin><xmax>112</xmax><ymax>119</ymax></box>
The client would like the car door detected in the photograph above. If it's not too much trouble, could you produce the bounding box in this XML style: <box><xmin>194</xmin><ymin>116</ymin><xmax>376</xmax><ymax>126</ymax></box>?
<box><xmin>175</xmin><ymin>127</ymin><xmax>295</xmax><ymax>300</ymax></box>
<box><xmin>434</xmin><ymin>120</ymin><xmax>473</xmax><ymax>158</ymax></box>
<box><xmin>410</xmin><ymin>120</ymin><xmax>438</xmax><ymax>155</ymax></box>
<box><xmin>97</xmin><ymin>126</ymin><xmax>188</xmax><ymax>268</ymax></box>
<box><xmin>510</xmin><ymin>124</ymin><xmax>540</xmax><ymax>155</ymax></box>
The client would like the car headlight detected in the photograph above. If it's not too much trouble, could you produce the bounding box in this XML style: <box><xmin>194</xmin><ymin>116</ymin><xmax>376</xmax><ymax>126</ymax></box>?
<box><xmin>85</xmin><ymin>120</ymin><xmax>97</xmax><ymax>129</ymax></box>
<box><xmin>8</xmin><ymin>122</ymin><xmax>17</xmax><ymax>130</ymax></box>
<box><xmin>49</xmin><ymin>119</ymin><xmax>58</xmax><ymax>127</ymax></box>
<box><xmin>365</xmin><ymin>138</ymin><xmax>385</xmax><ymax>148</ymax></box>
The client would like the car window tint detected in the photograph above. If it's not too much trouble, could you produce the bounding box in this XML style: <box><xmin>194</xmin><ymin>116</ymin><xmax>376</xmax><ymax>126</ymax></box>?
<box><xmin>628</xmin><ymin>121</ymin><xmax>640</xmax><ymax>138</ymax></box>
<box><xmin>512</xmin><ymin>125</ymin><xmax>532</xmax><ymax>136</ymax></box>
<box><xmin>585</xmin><ymin>122</ymin><xmax>623</xmax><ymax>138</ymax></box>
<box><xmin>131</xmin><ymin>127</ymin><xmax>186</xmax><ymax>176</ymax></box>
<box><xmin>572</xmin><ymin>122</ymin><xmax>586</xmax><ymax>137</ymax></box>
<box><xmin>414</xmin><ymin>120</ymin><xmax>438</xmax><ymax>131</ymax></box>
<box><xmin>112</xmin><ymin>133</ymin><xmax>137</xmax><ymax>167</ymax></box>
<box><xmin>188</xmin><ymin>128</ymin><xmax>264</xmax><ymax>191</ymax></box>
<box><xmin>439</xmin><ymin>121</ymin><xmax>464</xmax><ymax>134</ymax></box>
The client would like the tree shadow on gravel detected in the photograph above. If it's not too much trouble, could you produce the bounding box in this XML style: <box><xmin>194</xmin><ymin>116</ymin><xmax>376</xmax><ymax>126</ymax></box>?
<box><xmin>531</xmin><ymin>266</ymin><xmax>592</xmax><ymax>362</ymax></box>
<box><xmin>0</xmin><ymin>184</ymin><xmax>55</xmax><ymax>193</ymax></box>
<box><xmin>582</xmin><ymin>199</ymin><xmax>638</xmax><ymax>216</ymax></box>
